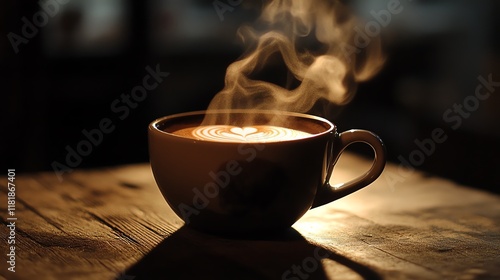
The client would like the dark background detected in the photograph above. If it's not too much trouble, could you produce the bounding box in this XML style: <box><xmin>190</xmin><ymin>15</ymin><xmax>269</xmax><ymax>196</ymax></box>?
<box><xmin>2</xmin><ymin>0</ymin><xmax>499</xmax><ymax>193</ymax></box>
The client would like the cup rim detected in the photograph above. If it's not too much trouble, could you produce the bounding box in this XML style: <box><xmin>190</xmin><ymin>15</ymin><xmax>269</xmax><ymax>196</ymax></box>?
<box><xmin>149</xmin><ymin>109</ymin><xmax>336</xmax><ymax>143</ymax></box>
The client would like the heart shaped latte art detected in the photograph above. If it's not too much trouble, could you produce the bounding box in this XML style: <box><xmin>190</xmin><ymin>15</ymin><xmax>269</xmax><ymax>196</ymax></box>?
<box><xmin>191</xmin><ymin>125</ymin><xmax>311</xmax><ymax>143</ymax></box>
<box><xmin>229</xmin><ymin>127</ymin><xmax>258</xmax><ymax>137</ymax></box>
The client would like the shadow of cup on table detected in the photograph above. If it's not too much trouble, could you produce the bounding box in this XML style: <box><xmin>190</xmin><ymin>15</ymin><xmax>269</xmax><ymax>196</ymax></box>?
<box><xmin>123</xmin><ymin>226</ymin><xmax>381</xmax><ymax>280</ymax></box>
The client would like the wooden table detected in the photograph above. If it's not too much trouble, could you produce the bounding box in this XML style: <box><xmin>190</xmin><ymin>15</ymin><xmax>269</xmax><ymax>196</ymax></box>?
<box><xmin>1</xmin><ymin>152</ymin><xmax>499</xmax><ymax>280</ymax></box>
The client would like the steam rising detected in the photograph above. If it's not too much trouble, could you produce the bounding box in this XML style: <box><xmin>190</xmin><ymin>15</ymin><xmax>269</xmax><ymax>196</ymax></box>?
<box><xmin>204</xmin><ymin>0</ymin><xmax>385</xmax><ymax>125</ymax></box>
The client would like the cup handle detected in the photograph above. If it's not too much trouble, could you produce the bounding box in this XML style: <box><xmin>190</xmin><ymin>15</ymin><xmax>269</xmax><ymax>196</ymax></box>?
<box><xmin>312</xmin><ymin>129</ymin><xmax>386</xmax><ymax>208</ymax></box>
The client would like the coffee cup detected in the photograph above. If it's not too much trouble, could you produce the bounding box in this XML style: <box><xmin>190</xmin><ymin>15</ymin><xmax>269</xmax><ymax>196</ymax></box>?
<box><xmin>148</xmin><ymin>110</ymin><xmax>386</xmax><ymax>235</ymax></box>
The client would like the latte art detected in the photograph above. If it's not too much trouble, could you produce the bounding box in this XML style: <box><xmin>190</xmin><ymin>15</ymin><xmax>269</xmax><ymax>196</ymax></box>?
<box><xmin>174</xmin><ymin>125</ymin><xmax>312</xmax><ymax>142</ymax></box>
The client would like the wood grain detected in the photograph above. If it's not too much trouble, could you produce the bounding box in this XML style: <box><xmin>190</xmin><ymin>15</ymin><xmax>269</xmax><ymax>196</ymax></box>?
<box><xmin>1</xmin><ymin>153</ymin><xmax>499</xmax><ymax>280</ymax></box>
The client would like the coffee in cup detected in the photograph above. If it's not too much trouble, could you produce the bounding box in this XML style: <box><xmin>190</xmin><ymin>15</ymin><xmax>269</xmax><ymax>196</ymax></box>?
<box><xmin>172</xmin><ymin>125</ymin><xmax>311</xmax><ymax>143</ymax></box>
<box><xmin>149</xmin><ymin>110</ymin><xmax>385</xmax><ymax>235</ymax></box>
